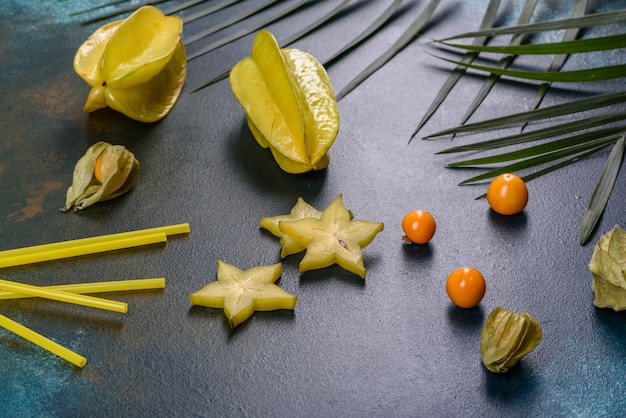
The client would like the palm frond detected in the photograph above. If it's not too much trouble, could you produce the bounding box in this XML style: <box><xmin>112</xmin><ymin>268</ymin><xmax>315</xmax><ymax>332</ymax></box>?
<box><xmin>420</xmin><ymin>4</ymin><xmax>626</xmax><ymax>244</ymax></box>
<box><xmin>522</xmin><ymin>0</ymin><xmax>588</xmax><ymax>131</ymax></box>
<box><xmin>436</xmin><ymin>33</ymin><xmax>626</xmax><ymax>55</ymax></box>
<box><xmin>334</xmin><ymin>0</ymin><xmax>442</xmax><ymax>101</ymax></box>
<box><xmin>189</xmin><ymin>0</ymin><xmax>356</xmax><ymax>92</ymax></box>
<box><xmin>186</xmin><ymin>0</ymin><xmax>315</xmax><ymax>60</ymax></box>
<box><xmin>323</xmin><ymin>0</ymin><xmax>404</xmax><ymax>66</ymax></box>
<box><xmin>163</xmin><ymin>0</ymin><xmax>217</xmax><ymax>16</ymax></box>
<box><xmin>446</xmin><ymin>125</ymin><xmax>626</xmax><ymax>165</ymax></box>
<box><xmin>580</xmin><ymin>135</ymin><xmax>626</xmax><ymax>243</ymax></box>
<box><xmin>425</xmin><ymin>90</ymin><xmax>626</xmax><ymax>138</ymax></box>
<box><xmin>409</xmin><ymin>0</ymin><xmax>501</xmax><ymax>139</ymax></box>
<box><xmin>457</xmin><ymin>136</ymin><xmax>619</xmax><ymax>185</ymax></box>
<box><xmin>189</xmin><ymin>0</ymin><xmax>404</xmax><ymax>92</ymax></box>
<box><xmin>455</xmin><ymin>0</ymin><xmax>539</xmax><ymax>130</ymax></box>
<box><xmin>472</xmin><ymin>145</ymin><xmax>612</xmax><ymax>200</ymax></box>
<box><xmin>440</xmin><ymin>9</ymin><xmax>626</xmax><ymax>41</ymax></box>
<box><xmin>428</xmin><ymin>55</ymin><xmax>626</xmax><ymax>83</ymax></box>
<box><xmin>184</xmin><ymin>0</ymin><xmax>281</xmax><ymax>45</ymax></box>
<box><xmin>280</xmin><ymin>0</ymin><xmax>353</xmax><ymax>48</ymax></box>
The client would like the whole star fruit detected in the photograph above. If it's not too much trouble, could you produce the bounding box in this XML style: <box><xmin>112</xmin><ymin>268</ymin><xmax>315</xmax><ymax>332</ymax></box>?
<box><xmin>190</xmin><ymin>261</ymin><xmax>297</xmax><ymax>329</ymax></box>
<box><xmin>73</xmin><ymin>5</ymin><xmax>186</xmax><ymax>122</ymax></box>
<box><xmin>62</xmin><ymin>142</ymin><xmax>140</xmax><ymax>212</ymax></box>
<box><xmin>278</xmin><ymin>195</ymin><xmax>384</xmax><ymax>279</ymax></box>
<box><xmin>230</xmin><ymin>30</ymin><xmax>339</xmax><ymax>174</ymax></box>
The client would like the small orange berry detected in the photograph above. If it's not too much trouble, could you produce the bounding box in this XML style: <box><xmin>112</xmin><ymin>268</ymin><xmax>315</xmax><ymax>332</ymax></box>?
<box><xmin>486</xmin><ymin>173</ymin><xmax>528</xmax><ymax>215</ymax></box>
<box><xmin>402</xmin><ymin>210</ymin><xmax>436</xmax><ymax>244</ymax></box>
<box><xmin>446</xmin><ymin>267</ymin><xmax>486</xmax><ymax>308</ymax></box>
<box><xmin>94</xmin><ymin>154</ymin><xmax>104</xmax><ymax>183</ymax></box>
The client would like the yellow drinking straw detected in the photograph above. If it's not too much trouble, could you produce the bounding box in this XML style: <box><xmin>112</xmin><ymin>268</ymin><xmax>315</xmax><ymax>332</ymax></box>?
<box><xmin>0</xmin><ymin>278</ymin><xmax>166</xmax><ymax>300</ymax></box>
<box><xmin>0</xmin><ymin>279</ymin><xmax>128</xmax><ymax>313</ymax></box>
<box><xmin>0</xmin><ymin>223</ymin><xmax>190</xmax><ymax>269</ymax></box>
<box><xmin>0</xmin><ymin>233</ymin><xmax>167</xmax><ymax>269</ymax></box>
<box><xmin>0</xmin><ymin>313</ymin><xmax>87</xmax><ymax>367</ymax></box>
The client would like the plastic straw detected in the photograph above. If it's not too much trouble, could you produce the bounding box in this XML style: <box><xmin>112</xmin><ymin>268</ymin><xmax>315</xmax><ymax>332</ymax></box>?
<box><xmin>0</xmin><ymin>222</ymin><xmax>190</xmax><ymax>263</ymax></box>
<box><xmin>0</xmin><ymin>278</ymin><xmax>166</xmax><ymax>300</ymax></box>
<box><xmin>0</xmin><ymin>279</ymin><xmax>128</xmax><ymax>313</ymax></box>
<box><xmin>0</xmin><ymin>232</ymin><xmax>168</xmax><ymax>269</ymax></box>
<box><xmin>0</xmin><ymin>313</ymin><xmax>87</xmax><ymax>367</ymax></box>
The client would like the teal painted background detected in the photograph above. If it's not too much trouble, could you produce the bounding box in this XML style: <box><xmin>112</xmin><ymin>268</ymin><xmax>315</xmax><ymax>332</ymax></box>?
<box><xmin>1</xmin><ymin>0</ymin><xmax>625</xmax><ymax>416</ymax></box>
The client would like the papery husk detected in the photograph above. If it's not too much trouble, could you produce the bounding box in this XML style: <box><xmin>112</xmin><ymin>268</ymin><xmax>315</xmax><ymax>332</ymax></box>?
<box><xmin>62</xmin><ymin>142</ymin><xmax>140</xmax><ymax>212</ymax></box>
<box><xmin>589</xmin><ymin>225</ymin><xmax>626</xmax><ymax>311</ymax></box>
<box><xmin>480</xmin><ymin>307</ymin><xmax>542</xmax><ymax>373</ymax></box>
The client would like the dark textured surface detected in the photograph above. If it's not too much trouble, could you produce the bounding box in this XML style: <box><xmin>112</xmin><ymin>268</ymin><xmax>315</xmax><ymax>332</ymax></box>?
<box><xmin>1</xmin><ymin>0</ymin><xmax>625</xmax><ymax>416</ymax></box>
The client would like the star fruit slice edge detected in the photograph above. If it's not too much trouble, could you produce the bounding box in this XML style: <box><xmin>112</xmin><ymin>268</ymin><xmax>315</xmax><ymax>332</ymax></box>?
<box><xmin>190</xmin><ymin>260</ymin><xmax>297</xmax><ymax>328</ymax></box>
<box><xmin>278</xmin><ymin>195</ymin><xmax>384</xmax><ymax>279</ymax></box>
<box><xmin>260</xmin><ymin>197</ymin><xmax>322</xmax><ymax>258</ymax></box>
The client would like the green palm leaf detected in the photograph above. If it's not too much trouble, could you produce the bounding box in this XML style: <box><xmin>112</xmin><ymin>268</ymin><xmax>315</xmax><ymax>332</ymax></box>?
<box><xmin>438</xmin><ymin>117</ymin><xmax>626</xmax><ymax>155</ymax></box>
<box><xmin>436</xmin><ymin>33</ymin><xmax>626</xmax><ymax>56</ymax></box>
<box><xmin>186</xmin><ymin>0</ymin><xmax>316</xmax><ymax>60</ymax></box>
<box><xmin>455</xmin><ymin>0</ymin><xmax>539</xmax><ymax>131</ymax></box>
<box><xmin>188</xmin><ymin>0</ymin><xmax>358</xmax><ymax>92</ymax></box>
<box><xmin>189</xmin><ymin>0</ymin><xmax>403</xmax><ymax>92</ymax></box>
<box><xmin>421</xmin><ymin>4</ymin><xmax>626</xmax><ymax>244</ymax></box>
<box><xmin>440</xmin><ymin>9</ymin><xmax>626</xmax><ymax>41</ymax></box>
<box><xmin>428</xmin><ymin>55</ymin><xmax>626</xmax><ymax>83</ymax></box>
<box><xmin>409</xmin><ymin>0</ymin><xmax>501</xmax><ymax>138</ymax></box>
<box><xmin>473</xmin><ymin>145</ymin><xmax>612</xmax><ymax>200</ymax></box>
<box><xmin>163</xmin><ymin>0</ymin><xmax>221</xmax><ymax>16</ymax></box>
<box><xmin>580</xmin><ymin>135</ymin><xmax>626</xmax><ymax>243</ymax></box>
<box><xmin>425</xmin><ymin>90</ymin><xmax>626</xmax><ymax>137</ymax></box>
<box><xmin>335</xmin><ymin>0</ymin><xmax>442</xmax><ymax>101</ymax></box>
<box><xmin>457</xmin><ymin>136</ymin><xmax>619</xmax><ymax>185</ymax></box>
<box><xmin>179</xmin><ymin>0</ymin><xmax>243</xmax><ymax>24</ymax></box>
<box><xmin>323</xmin><ymin>0</ymin><xmax>404</xmax><ymax>66</ymax></box>
<box><xmin>447</xmin><ymin>127</ymin><xmax>626</xmax><ymax>166</ymax></box>
<box><xmin>522</xmin><ymin>0</ymin><xmax>587</xmax><ymax>130</ymax></box>
<box><xmin>184</xmin><ymin>0</ymin><xmax>281</xmax><ymax>46</ymax></box>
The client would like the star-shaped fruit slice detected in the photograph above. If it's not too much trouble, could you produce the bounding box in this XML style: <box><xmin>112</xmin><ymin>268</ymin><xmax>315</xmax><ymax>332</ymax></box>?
<box><xmin>259</xmin><ymin>197</ymin><xmax>322</xmax><ymax>258</ymax></box>
<box><xmin>278</xmin><ymin>195</ymin><xmax>384</xmax><ymax>279</ymax></box>
<box><xmin>190</xmin><ymin>261</ymin><xmax>297</xmax><ymax>328</ymax></box>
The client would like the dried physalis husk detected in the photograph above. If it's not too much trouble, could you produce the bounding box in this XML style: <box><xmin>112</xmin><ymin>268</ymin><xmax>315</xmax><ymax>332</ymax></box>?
<box><xmin>62</xmin><ymin>142</ymin><xmax>140</xmax><ymax>212</ymax></box>
<box><xmin>480</xmin><ymin>307</ymin><xmax>542</xmax><ymax>373</ymax></box>
<box><xmin>589</xmin><ymin>225</ymin><xmax>626</xmax><ymax>311</ymax></box>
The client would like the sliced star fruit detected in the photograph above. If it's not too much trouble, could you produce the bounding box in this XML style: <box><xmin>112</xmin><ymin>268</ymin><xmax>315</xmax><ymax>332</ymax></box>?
<box><xmin>229</xmin><ymin>30</ymin><xmax>339</xmax><ymax>174</ymax></box>
<box><xmin>278</xmin><ymin>195</ymin><xmax>384</xmax><ymax>279</ymax></box>
<box><xmin>190</xmin><ymin>261</ymin><xmax>297</xmax><ymax>328</ymax></box>
<box><xmin>73</xmin><ymin>5</ymin><xmax>186</xmax><ymax>122</ymax></box>
<box><xmin>260</xmin><ymin>197</ymin><xmax>322</xmax><ymax>258</ymax></box>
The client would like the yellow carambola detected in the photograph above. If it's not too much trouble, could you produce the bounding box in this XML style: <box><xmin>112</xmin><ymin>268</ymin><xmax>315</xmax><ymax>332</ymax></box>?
<box><xmin>230</xmin><ymin>30</ymin><xmax>339</xmax><ymax>174</ymax></box>
<box><xmin>277</xmin><ymin>195</ymin><xmax>384</xmax><ymax>279</ymax></box>
<box><xmin>190</xmin><ymin>261</ymin><xmax>297</xmax><ymax>328</ymax></box>
<box><xmin>73</xmin><ymin>6</ymin><xmax>186</xmax><ymax>122</ymax></box>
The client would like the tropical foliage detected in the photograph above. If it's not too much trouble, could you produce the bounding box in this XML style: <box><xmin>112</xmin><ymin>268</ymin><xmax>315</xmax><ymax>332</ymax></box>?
<box><xmin>73</xmin><ymin>0</ymin><xmax>626</xmax><ymax>244</ymax></box>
